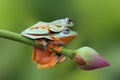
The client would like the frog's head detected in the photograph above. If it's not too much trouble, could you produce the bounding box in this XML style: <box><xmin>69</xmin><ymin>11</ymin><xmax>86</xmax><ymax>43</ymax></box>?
<box><xmin>51</xmin><ymin>27</ymin><xmax>78</xmax><ymax>45</ymax></box>
<box><xmin>51</xmin><ymin>17</ymin><xmax>73</xmax><ymax>28</ymax></box>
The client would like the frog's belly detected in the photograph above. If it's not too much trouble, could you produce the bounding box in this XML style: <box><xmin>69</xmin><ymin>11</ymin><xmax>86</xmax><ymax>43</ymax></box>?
<box><xmin>50</xmin><ymin>36</ymin><xmax>76</xmax><ymax>45</ymax></box>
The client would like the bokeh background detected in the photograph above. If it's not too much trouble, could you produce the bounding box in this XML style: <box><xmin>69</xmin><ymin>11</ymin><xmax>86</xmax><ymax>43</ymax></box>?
<box><xmin>0</xmin><ymin>0</ymin><xmax>120</xmax><ymax>80</ymax></box>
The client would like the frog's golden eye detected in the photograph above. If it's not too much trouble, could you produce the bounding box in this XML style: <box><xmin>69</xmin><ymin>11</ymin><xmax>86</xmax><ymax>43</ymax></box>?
<box><xmin>65</xmin><ymin>17</ymin><xmax>71</xmax><ymax>24</ymax></box>
<box><xmin>62</xmin><ymin>27</ymin><xmax>70</xmax><ymax>34</ymax></box>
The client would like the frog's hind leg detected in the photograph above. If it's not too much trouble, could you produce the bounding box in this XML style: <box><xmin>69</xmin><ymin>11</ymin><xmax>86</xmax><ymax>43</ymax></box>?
<box><xmin>32</xmin><ymin>47</ymin><xmax>51</xmax><ymax>64</ymax></box>
<box><xmin>33</xmin><ymin>47</ymin><xmax>60</xmax><ymax>69</ymax></box>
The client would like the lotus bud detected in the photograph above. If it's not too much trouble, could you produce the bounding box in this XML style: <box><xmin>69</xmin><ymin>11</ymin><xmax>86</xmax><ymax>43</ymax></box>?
<box><xmin>74</xmin><ymin>47</ymin><xmax>110</xmax><ymax>70</ymax></box>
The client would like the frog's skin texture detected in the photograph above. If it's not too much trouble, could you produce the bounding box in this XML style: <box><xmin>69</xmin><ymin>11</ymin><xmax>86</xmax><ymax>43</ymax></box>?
<box><xmin>21</xmin><ymin>18</ymin><xmax>77</xmax><ymax>69</ymax></box>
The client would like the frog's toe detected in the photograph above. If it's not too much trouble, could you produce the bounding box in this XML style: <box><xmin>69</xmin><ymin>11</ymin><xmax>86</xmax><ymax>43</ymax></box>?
<box><xmin>56</xmin><ymin>54</ymin><xmax>66</xmax><ymax>63</ymax></box>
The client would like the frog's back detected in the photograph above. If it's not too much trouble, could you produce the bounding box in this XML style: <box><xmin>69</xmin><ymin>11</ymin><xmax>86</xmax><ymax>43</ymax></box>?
<box><xmin>21</xmin><ymin>22</ymin><xmax>52</xmax><ymax>39</ymax></box>
<box><xmin>21</xmin><ymin>21</ymin><xmax>65</xmax><ymax>40</ymax></box>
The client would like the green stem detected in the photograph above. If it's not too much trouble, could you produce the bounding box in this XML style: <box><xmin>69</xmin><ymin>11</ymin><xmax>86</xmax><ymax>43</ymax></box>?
<box><xmin>60</xmin><ymin>49</ymin><xmax>76</xmax><ymax>59</ymax></box>
<box><xmin>0</xmin><ymin>29</ymin><xmax>41</xmax><ymax>48</ymax></box>
<box><xmin>0</xmin><ymin>29</ymin><xmax>75</xmax><ymax>59</ymax></box>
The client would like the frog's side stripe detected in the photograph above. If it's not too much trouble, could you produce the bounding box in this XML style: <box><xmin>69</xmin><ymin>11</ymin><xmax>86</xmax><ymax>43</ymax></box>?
<box><xmin>21</xmin><ymin>34</ymin><xmax>53</xmax><ymax>40</ymax></box>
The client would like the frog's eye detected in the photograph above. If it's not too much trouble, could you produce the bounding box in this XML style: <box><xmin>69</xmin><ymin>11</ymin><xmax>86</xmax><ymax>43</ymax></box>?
<box><xmin>65</xmin><ymin>17</ymin><xmax>71</xmax><ymax>24</ymax></box>
<box><xmin>62</xmin><ymin>27</ymin><xmax>70</xmax><ymax>34</ymax></box>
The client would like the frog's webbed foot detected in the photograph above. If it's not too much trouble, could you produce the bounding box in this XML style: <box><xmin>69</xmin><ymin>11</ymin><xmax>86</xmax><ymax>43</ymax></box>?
<box><xmin>37</xmin><ymin>54</ymin><xmax>58</xmax><ymax>69</ymax></box>
<box><xmin>37</xmin><ymin>53</ymin><xmax>66</xmax><ymax>69</ymax></box>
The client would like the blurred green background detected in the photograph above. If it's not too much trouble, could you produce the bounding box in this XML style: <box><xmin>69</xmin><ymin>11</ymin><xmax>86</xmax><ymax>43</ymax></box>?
<box><xmin>0</xmin><ymin>0</ymin><xmax>120</xmax><ymax>80</ymax></box>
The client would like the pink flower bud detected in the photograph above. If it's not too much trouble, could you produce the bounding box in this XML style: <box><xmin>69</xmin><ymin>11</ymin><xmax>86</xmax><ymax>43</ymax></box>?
<box><xmin>74</xmin><ymin>47</ymin><xmax>110</xmax><ymax>70</ymax></box>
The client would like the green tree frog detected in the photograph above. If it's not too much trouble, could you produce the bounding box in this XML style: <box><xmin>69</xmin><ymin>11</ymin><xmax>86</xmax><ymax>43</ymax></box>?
<box><xmin>21</xmin><ymin>17</ymin><xmax>77</xmax><ymax>69</ymax></box>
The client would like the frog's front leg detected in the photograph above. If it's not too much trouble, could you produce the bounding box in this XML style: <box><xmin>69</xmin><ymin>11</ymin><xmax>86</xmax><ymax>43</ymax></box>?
<box><xmin>36</xmin><ymin>39</ymin><xmax>47</xmax><ymax>46</ymax></box>
<box><xmin>53</xmin><ymin>45</ymin><xmax>62</xmax><ymax>53</ymax></box>
<box><xmin>36</xmin><ymin>40</ymin><xmax>42</xmax><ymax>45</ymax></box>
<box><xmin>47</xmin><ymin>44</ymin><xmax>62</xmax><ymax>53</ymax></box>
